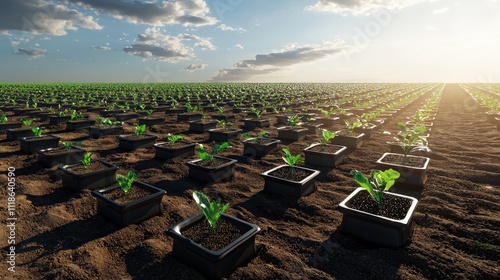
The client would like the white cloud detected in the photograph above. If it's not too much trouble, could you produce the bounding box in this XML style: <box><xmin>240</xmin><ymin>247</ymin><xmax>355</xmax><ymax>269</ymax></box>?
<box><xmin>15</xmin><ymin>48</ymin><xmax>46</xmax><ymax>59</ymax></box>
<box><xmin>305</xmin><ymin>0</ymin><xmax>426</xmax><ymax>15</ymax></box>
<box><xmin>69</xmin><ymin>0</ymin><xmax>218</xmax><ymax>27</ymax></box>
<box><xmin>0</xmin><ymin>0</ymin><xmax>102</xmax><ymax>35</ymax></box>
<box><xmin>217</xmin><ymin>24</ymin><xmax>246</xmax><ymax>32</ymax></box>
<box><xmin>91</xmin><ymin>43</ymin><xmax>110</xmax><ymax>51</ymax></box>
<box><xmin>425</xmin><ymin>25</ymin><xmax>437</xmax><ymax>31</ymax></box>
<box><xmin>234</xmin><ymin>44</ymin><xmax>244</xmax><ymax>49</ymax></box>
<box><xmin>182</xmin><ymin>64</ymin><xmax>207</xmax><ymax>72</ymax></box>
<box><xmin>433</xmin><ymin>7</ymin><xmax>449</xmax><ymax>14</ymax></box>
<box><xmin>212</xmin><ymin>42</ymin><xmax>345</xmax><ymax>81</ymax></box>
<box><xmin>123</xmin><ymin>27</ymin><xmax>215</xmax><ymax>62</ymax></box>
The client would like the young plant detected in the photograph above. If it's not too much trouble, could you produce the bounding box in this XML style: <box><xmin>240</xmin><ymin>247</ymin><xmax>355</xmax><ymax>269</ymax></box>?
<box><xmin>216</xmin><ymin>107</ymin><xmax>224</xmax><ymax>114</ymax></box>
<box><xmin>193</xmin><ymin>191</ymin><xmax>229</xmax><ymax>234</ymax></box>
<box><xmin>134</xmin><ymin>124</ymin><xmax>146</xmax><ymax>136</ymax></box>
<box><xmin>70</xmin><ymin>110</ymin><xmax>84</xmax><ymax>121</ymax></box>
<box><xmin>165</xmin><ymin>133</ymin><xmax>183</xmax><ymax>145</ymax></box>
<box><xmin>185</xmin><ymin>102</ymin><xmax>198</xmax><ymax>113</ymax></box>
<box><xmin>216</xmin><ymin>119</ymin><xmax>232</xmax><ymax>130</ymax></box>
<box><xmin>0</xmin><ymin>113</ymin><xmax>7</xmax><ymax>124</ymax></box>
<box><xmin>319</xmin><ymin>129</ymin><xmax>336</xmax><ymax>145</ymax></box>
<box><xmin>196</xmin><ymin>142</ymin><xmax>232</xmax><ymax>161</ymax></box>
<box><xmin>242</xmin><ymin>131</ymin><xmax>269</xmax><ymax>144</ymax></box>
<box><xmin>282</xmin><ymin>148</ymin><xmax>301</xmax><ymax>174</ymax></box>
<box><xmin>81</xmin><ymin>152</ymin><xmax>92</xmax><ymax>168</ymax></box>
<box><xmin>20</xmin><ymin>118</ymin><xmax>34</xmax><ymax>127</ymax></box>
<box><xmin>344</xmin><ymin>119</ymin><xmax>362</xmax><ymax>134</ymax></box>
<box><xmin>350</xmin><ymin>169</ymin><xmax>400</xmax><ymax>205</ymax></box>
<box><xmin>253</xmin><ymin>110</ymin><xmax>263</xmax><ymax>119</ymax></box>
<box><xmin>394</xmin><ymin>122</ymin><xmax>430</xmax><ymax>162</ymax></box>
<box><xmin>116</xmin><ymin>171</ymin><xmax>138</xmax><ymax>195</ymax></box>
<box><xmin>146</xmin><ymin>109</ymin><xmax>153</xmax><ymax>117</ymax></box>
<box><xmin>287</xmin><ymin>115</ymin><xmax>301</xmax><ymax>128</ymax></box>
<box><xmin>61</xmin><ymin>141</ymin><xmax>82</xmax><ymax>149</ymax></box>
<box><xmin>31</xmin><ymin>127</ymin><xmax>43</xmax><ymax>137</ymax></box>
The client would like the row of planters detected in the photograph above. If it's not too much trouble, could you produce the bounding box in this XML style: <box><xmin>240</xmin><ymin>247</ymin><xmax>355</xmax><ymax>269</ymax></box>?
<box><xmin>461</xmin><ymin>84</ymin><xmax>500</xmax><ymax>130</ymax></box>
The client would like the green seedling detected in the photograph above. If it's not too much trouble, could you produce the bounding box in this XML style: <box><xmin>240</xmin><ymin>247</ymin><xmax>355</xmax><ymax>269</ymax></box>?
<box><xmin>287</xmin><ymin>115</ymin><xmax>301</xmax><ymax>128</ymax></box>
<box><xmin>166</xmin><ymin>133</ymin><xmax>183</xmax><ymax>145</ymax></box>
<box><xmin>216</xmin><ymin>107</ymin><xmax>224</xmax><ymax>114</ymax></box>
<box><xmin>350</xmin><ymin>169</ymin><xmax>400</xmax><ymax>205</ymax></box>
<box><xmin>242</xmin><ymin>131</ymin><xmax>269</xmax><ymax>144</ymax></box>
<box><xmin>31</xmin><ymin>127</ymin><xmax>43</xmax><ymax>137</ymax></box>
<box><xmin>20</xmin><ymin>118</ymin><xmax>34</xmax><ymax>127</ymax></box>
<box><xmin>116</xmin><ymin>171</ymin><xmax>138</xmax><ymax>195</ymax></box>
<box><xmin>0</xmin><ymin>114</ymin><xmax>7</xmax><ymax>124</ymax></box>
<box><xmin>70</xmin><ymin>110</ymin><xmax>84</xmax><ymax>121</ymax></box>
<box><xmin>81</xmin><ymin>152</ymin><xmax>92</xmax><ymax>168</ymax></box>
<box><xmin>196</xmin><ymin>142</ymin><xmax>232</xmax><ymax>161</ymax></box>
<box><xmin>61</xmin><ymin>141</ymin><xmax>82</xmax><ymax>148</ymax></box>
<box><xmin>320</xmin><ymin>129</ymin><xmax>336</xmax><ymax>145</ymax></box>
<box><xmin>394</xmin><ymin>122</ymin><xmax>431</xmax><ymax>162</ymax></box>
<box><xmin>135</xmin><ymin>124</ymin><xmax>146</xmax><ymax>136</ymax></box>
<box><xmin>146</xmin><ymin>109</ymin><xmax>153</xmax><ymax>117</ymax></box>
<box><xmin>282</xmin><ymin>148</ymin><xmax>301</xmax><ymax>174</ymax></box>
<box><xmin>216</xmin><ymin>119</ymin><xmax>231</xmax><ymax>130</ymax></box>
<box><xmin>344</xmin><ymin>119</ymin><xmax>362</xmax><ymax>133</ymax></box>
<box><xmin>193</xmin><ymin>191</ymin><xmax>229</xmax><ymax>234</ymax></box>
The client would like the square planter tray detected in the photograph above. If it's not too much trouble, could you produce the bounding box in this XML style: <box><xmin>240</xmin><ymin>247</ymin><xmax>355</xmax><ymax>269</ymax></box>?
<box><xmin>59</xmin><ymin>160</ymin><xmax>118</xmax><ymax>192</ymax></box>
<box><xmin>261</xmin><ymin>165</ymin><xmax>320</xmax><ymax>197</ymax></box>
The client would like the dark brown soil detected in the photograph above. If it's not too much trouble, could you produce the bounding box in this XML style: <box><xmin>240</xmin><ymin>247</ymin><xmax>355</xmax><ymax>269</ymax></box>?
<box><xmin>381</xmin><ymin>153</ymin><xmax>428</xmax><ymax>168</ymax></box>
<box><xmin>345</xmin><ymin>190</ymin><xmax>412</xmax><ymax>220</ymax></box>
<box><xmin>103</xmin><ymin>184</ymin><xmax>156</xmax><ymax>204</ymax></box>
<box><xmin>182</xmin><ymin>218</ymin><xmax>246</xmax><ymax>251</ymax></box>
<box><xmin>194</xmin><ymin>157</ymin><xmax>231</xmax><ymax>168</ymax></box>
<box><xmin>268</xmin><ymin>166</ymin><xmax>313</xmax><ymax>181</ymax></box>
<box><xmin>244</xmin><ymin>137</ymin><xmax>277</xmax><ymax>145</ymax></box>
<box><xmin>40</xmin><ymin>146</ymin><xmax>80</xmax><ymax>154</ymax></box>
<box><xmin>66</xmin><ymin>160</ymin><xmax>111</xmax><ymax>174</ymax></box>
<box><xmin>0</xmin><ymin>84</ymin><xmax>499</xmax><ymax>280</ymax></box>
<box><xmin>156</xmin><ymin>141</ymin><xmax>191</xmax><ymax>148</ymax></box>
<box><xmin>121</xmin><ymin>134</ymin><xmax>152</xmax><ymax>140</ymax></box>
<box><xmin>308</xmin><ymin>144</ymin><xmax>344</xmax><ymax>154</ymax></box>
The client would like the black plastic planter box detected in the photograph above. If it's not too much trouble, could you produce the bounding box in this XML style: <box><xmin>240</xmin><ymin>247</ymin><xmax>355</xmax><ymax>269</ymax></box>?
<box><xmin>39</xmin><ymin>113</ymin><xmax>57</xmax><ymax>122</ymax></box>
<box><xmin>0</xmin><ymin>123</ymin><xmax>22</xmax><ymax>132</ymax></box>
<box><xmin>189</xmin><ymin>120</ymin><xmax>218</xmax><ymax>133</ymax></box>
<box><xmin>115</xmin><ymin>112</ymin><xmax>139</xmax><ymax>121</ymax></box>
<box><xmin>354</xmin><ymin>124</ymin><xmax>377</xmax><ymax>139</ymax></box>
<box><xmin>303</xmin><ymin>143</ymin><xmax>347</xmax><ymax>168</ymax></box>
<box><xmin>337</xmin><ymin>187</ymin><xmax>418</xmax><ymax>248</ymax></box>
<box><xmin>89</xmin><ymin>125</ymin><xmax>124</xmax><ymax>139</ymax></box>
<box><xmin>376</xmin><ymin>152</ymin><xmax>430</xmax><ymax>193</ymax></box>
<box><xmin>66</xmin><ymin>119</ymin><xmax>96</xmax><ymax>131</ymax></box>
<box><xmin>177</xmin><ymin>113</ymin><xmax>203</xmax><ymax>122</ymax></box>
<box><xmin>303</xmin><ymin>123</ymin><xmax>322</xmax><ymax>135</ymax></box>
<box><xmin>117</xmin><ymin>134</ymin><xmax>158</xmax><ymax>151</ymax></box>
<box><xmin>154</xmin><ymin>141</ymin><xmax>196</xmax><ymax>160</ymax></box>
<box><xmin>242</xmin><ymin>138</ymin><xmax>280</xmax><ymax>159</ymax></box>
<box><xmin>208</xmin><ymin>128</ymin><xmax>242</xmax><ymax>142</ymax></box>
<box><xmin>165</xmin><ymin>108</ymin><xmax>186</xmax><ymax>114</ymax></box>
<box><xmin>167</xmin><ymin>213</ymin><xmax>260</xmax><ymax>280</ymax></box>
<box><xmin>277</xmin><ymin>126</ymin><xmax>307</xmax><ymax>142</ymax></box>
<box><xmin>20</xmin><ymin>134</ymin><xmax>61</xmax><ymax>153</ymax></box>
<box><xmin>6</xmin><ymin>128</ymin><xmax>34</xmax><ymax>141</ymax></box>
<box><xmin>242</xmin><ymin>118</ymin><xmax>270</xmax><ymax>130</ymax></box>
<box><xmin>211</xmin><ymin>114</ymin><xmax>235</xmax><ymax>122</ymax></box>
<box><xmin>59</xmin><ymin>160</ymin><xmax>118</xmax><ymax>191</ymax></box>
<box><xmin>138</xmin><ymin>116</ymin><xmax>165</xmax><ymax>126</ymax></box>
<box><xmin>315</xmin><ymin>117</ymin><xmax>338</xmax><ymax>127</ymax></box>
<box><xmin>261</xmin><ymin>165</ymin><xmax>320</xmax><ymax>197</ymax></box>
<box><xmin>37</xmin><ymin>145</ymin><xmax>86</xmax><ymax>167</ymax></box>
<box><xmin>49</xmin><ymin>115</ymin><xmax>71</xmax><ymax>125</ymax></box>
<box><xmin>92</xmin><ymin>181</ymin><xmax>166</xmax><ymax>227</ymax></box>
<box><xmin>186</xmin><ymin>156</ymin><xmax>237</xmax><ymax>183</ymax></box>
<box><xmin>13</xmin><ymin>108</ymin><xmax>37</xmax><ymax>116</ymax></box>
<box><xmin>331</xmin><ymin>132</ymin><xmax>364</xmax><ymax>150</ymax></box>
<box><xmin>100</xmin><ymin>109</ymin><xmax>127</xmax><ymax>117</ymax></box>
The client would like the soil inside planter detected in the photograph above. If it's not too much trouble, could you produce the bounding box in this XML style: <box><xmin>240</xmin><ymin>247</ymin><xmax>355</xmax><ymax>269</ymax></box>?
<box><xmin>308</xmin><ymin>144</ymin><xmax>343</xmax><ymax>153</ymax></box>
<box><xmin>195</xmin><ymin>157</ymin><xmax>230</xmax><ymax>168</ymax></box>
<box><xmin>245</xmin><ymin>138</ymin><xmax>276</xmax><ymax>145</ymax></box>
<box><xmin>102</xmin><ymin>184</ymin><xmax>156</xmax><ymax>204</ymax></box>
<box><xmin>346</xmin><ymin>190</ymin><xmax>412</xmax><ymax>220</ymax></box>
<box><xmin>67</xmin><ymin>161</ymin><xmax>110</xmax><ymax>174</ymax></box>
<box><xmin>182</xmin><ymin>218</ymin><xmax>246</xmax><ymax>251</ymax></box>
<box><xmin>122</xmin><ymin>134</ymin><xmax>152</xmax><ymax>140</ymax></box>
<box><xmin>22</xmin><ymin>135</ymin><xmax>54</xmax><ymax>141</ymax></box>
<box><xmin>268</xmin><ymin>166</ymin><xmax>313</xmax><ymax>182</ymax></box>
<box><xmin>157</xmin><ymin>141</ymin><xmax>189</xmax><ymax>148</ymax></box>
<box><xmin>382</xmin><ymin>154</ymin><xmax>427</xmax><ymax>168</ymax></box>
<box><xmin>42</xmin><ymin>147</ymin><xmax>80</xmax><ymax>154</ymax></box>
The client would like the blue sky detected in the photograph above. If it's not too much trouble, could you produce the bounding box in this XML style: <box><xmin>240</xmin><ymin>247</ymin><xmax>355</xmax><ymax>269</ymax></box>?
<box><xmin>1</xmin><ymin>0</ymin><xmax>499</xmax><ymax>82</ymax></box>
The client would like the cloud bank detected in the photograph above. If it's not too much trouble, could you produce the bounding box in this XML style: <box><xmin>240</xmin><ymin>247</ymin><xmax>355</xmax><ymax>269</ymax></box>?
<box><xmin>212</xmin><ymin>43</ymin><xmax>345</xmax><ymax>81</ymax></box>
